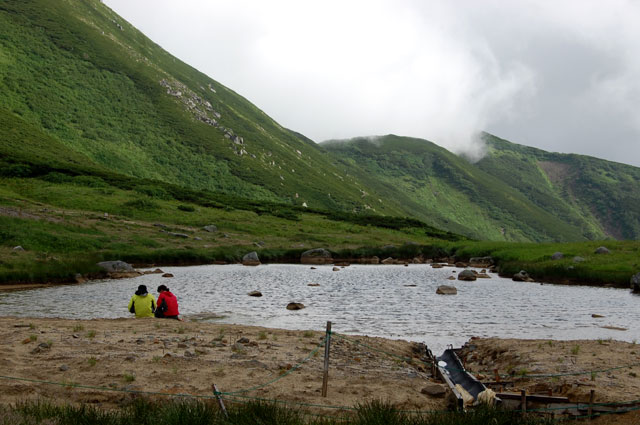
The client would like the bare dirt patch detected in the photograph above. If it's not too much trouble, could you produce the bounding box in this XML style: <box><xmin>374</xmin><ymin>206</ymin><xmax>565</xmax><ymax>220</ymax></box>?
<box><xmin>0</xmin><ymin>317</ymin><xmax>440</xmax><ymax>414</ymax></box>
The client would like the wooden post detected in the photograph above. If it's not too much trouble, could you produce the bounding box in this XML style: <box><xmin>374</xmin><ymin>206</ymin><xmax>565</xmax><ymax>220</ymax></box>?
<box><xmin>212</xmin><ymin>384</ymin><xmax>228</xmax><ymax>418</ymax></box>
<box><xmin>521</xmin><ymin>389</ymin><xmax>527</xmax><ymax>413</ymax></box>
<box><xmin>321</xmin><ymin>321</ymin><xmax>332</xmax><ymax>397</ymax></box>
<box><xmin>588</xmin><ymin>389</ymin><xmax>595</xmax><ymax>419</ymax></box>
<box><xmin>494</xmin><ymin>368</ymin><xmax>501</xmax><ymax>383</ymax></box>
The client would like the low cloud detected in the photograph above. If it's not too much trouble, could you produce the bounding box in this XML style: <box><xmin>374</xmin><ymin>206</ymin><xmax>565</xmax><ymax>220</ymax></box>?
<box><xmin>104</xmin><ymin>0</ymin><xmax>640</xmax><ymax>166</ymax></box>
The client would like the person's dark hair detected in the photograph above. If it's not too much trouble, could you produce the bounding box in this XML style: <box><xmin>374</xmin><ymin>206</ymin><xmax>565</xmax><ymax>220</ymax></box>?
<box><xmin>157</xmin><ymin>285</ymin><xmax>169</xmax><ymax>293</ymax></box>
<box><xmin>135</xmin><ymin>285</ymin><xmax>148</xmax><ymax>296</ymax></box>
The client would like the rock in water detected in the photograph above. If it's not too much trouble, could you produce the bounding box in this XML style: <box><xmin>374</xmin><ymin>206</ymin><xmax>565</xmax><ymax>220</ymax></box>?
<box><xmin>458</xmin><ymin>269</ymin><xmax>477</xmax><ymax>281</ymax></box>
<box><xmin>300</xmin><ymin>248</ymin><xmax>332</xmax><ymax>264</ymax></box>
<box><xmin>247</xmin><ymin>290</ymin><xmax>262</xmax><ymax>297</ymax></box>
<box><xmin>436</xmin><ymin>285</ymin><xmax>457</xmax><ymax>295</ymax></box>
<box><xmin>286</xmin><ymin>303</ymin><xmax>305</xmax><ymax>310</ymax></box>
<box><xmin>96</xmin><ymin>260</ymin><xmax>134</xmax><ymax>273</ymax></box>
<box><xmin>242</xmin><ymin>251</ymin><xmax>260</xmax><ymax>266</ymax></box>
<box><xmin>631</xmin><ymin>272</ymin><xmax>640</xmax><ymax>292</ymax></box>
<box><xmin>513</xmin><ymin>270</ymin><xmax>534</xmax><ymax>282</ymax></box>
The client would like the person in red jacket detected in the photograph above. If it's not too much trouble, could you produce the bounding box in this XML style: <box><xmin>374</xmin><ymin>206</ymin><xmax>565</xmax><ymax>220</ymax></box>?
<box><xmin>155</xmin><ymin>285</ymin><xmax>181</xmax><ymax>320</ymax></box>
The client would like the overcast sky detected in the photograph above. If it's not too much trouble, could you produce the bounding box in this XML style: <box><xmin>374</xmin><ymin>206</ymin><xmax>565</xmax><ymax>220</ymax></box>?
<box><xmin>104</xmin><ymin>0</ymin><xmax>640</xmax><ymax>166</ymax></box>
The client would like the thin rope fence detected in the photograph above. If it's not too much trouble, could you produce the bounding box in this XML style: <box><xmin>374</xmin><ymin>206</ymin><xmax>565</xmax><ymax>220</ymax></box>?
<box><xmin>2</xmin><ymin>373</ymin><xmax>639</xmax><ymax>419</ymax></box>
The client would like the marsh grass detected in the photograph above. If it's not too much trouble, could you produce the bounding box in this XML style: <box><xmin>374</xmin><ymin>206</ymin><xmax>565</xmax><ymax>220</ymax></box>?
<box><xmin>3</xmin><ymin>399</ymin><xmax>557</xmax><ymax>425</ymax></box>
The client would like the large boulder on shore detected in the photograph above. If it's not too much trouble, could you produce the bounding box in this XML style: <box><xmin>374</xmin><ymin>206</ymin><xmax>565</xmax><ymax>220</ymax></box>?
<box><xmin>469</xmin><ymin>256</ymin><xmax>494</xmax><ymax>267</ymax></box>
<box><xmin>300</xmin><ymin>248</ymin><xmax>332</xmax><ymax>264</ymax></box>
<box><xmin>436</xmin><ymin>285</ymin><xmax>457</xmax><ymax>295</ymax></box>
<box><xmin>421</xmin><ymin>383</ymin><xmax>447</xmax><ymax>397</ymax></box>
<box><xmin>97</xmin><ymin>260</ymin><xmax>134</xmax><ymax>273</ymax></box>
<box><xmin>458</xmin><ymin>269</ymin><xmax>477</xmax><ymax>281</ymax></box>
<box><xmin>513</xmin><ymin>270</ymin><xmax>534</xmax><ymax>282</ymax></box>
<box><xmin>631</xmin><ymin>273</ymin><xmax>640</xmax><ymax>292</ymax></box>
<box><xmin>242</xmin><ymin>251</ymin><xmax>261</xmax><ymax>266</ymax></box>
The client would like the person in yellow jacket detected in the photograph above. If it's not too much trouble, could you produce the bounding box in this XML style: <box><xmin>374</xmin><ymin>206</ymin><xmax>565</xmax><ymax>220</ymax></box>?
<box><xmin>128</xmin><ymin>285</ymin><xmax>156</xmax><ymax>318</ymax></box>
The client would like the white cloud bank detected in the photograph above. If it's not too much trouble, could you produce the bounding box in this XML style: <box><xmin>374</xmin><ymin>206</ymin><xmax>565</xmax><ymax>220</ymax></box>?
<box><xmin>104</xmin><ymin>0</ymin><xmax>640</xmax><ymax>166</ymax></box>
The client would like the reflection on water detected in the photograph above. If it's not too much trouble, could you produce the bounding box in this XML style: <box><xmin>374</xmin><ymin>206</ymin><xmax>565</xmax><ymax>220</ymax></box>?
<box><xmin>0</xmin><ymin>264</ymin><xmax>638</xmax><ymax>353</ymax></box>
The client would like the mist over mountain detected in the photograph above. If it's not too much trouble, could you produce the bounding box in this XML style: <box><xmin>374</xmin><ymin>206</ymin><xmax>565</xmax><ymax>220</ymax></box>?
<box><xmin>1</xmin><ymin>0</ymin><xmax>639</xmax><ymax>243</ymax></box>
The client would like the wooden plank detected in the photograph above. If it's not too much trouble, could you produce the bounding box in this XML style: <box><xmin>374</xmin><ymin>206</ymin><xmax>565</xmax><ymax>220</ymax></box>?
<box><xmin>212</xmin><ymin>384</ymin><xmax>228</xmax><ymax>418</ymax></box>
<box><xmin>321</xmin><ymin>321</ymin><xmax>332</xmax><ymax>397</ymax></box>
<box><xmin>496</xmin><ymin>393</ymin><xmax>570</xmax><ymax>403</ymax></box>
<box><xmin>437</xmin><ymin>366</ymin><xmax>464</xmax><ymax>410</ymax></box>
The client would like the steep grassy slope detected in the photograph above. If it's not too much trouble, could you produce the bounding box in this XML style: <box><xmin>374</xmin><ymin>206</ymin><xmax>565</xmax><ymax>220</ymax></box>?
<box><xmin>478</xmin><ymin>133</ymin><xmax>640</xmax><ymax>240</ymax></box>
<box><xmin>0</xmin><ymin>0</ymin><xmax>399</xmax><ymax>214</ymax></box>
<box><xmin>322</xmin><ymin>136</ymin><xmax>590</xmax><ymax>242</ymax></box>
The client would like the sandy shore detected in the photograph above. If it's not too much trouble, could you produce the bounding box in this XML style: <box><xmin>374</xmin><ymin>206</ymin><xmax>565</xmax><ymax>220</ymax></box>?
<box><xmin>1</xmin><ymin>317</ymin><xmax>639</xmax><ymax>423</ymax></box>
<box><xmin>0</xmin><ymin>317</ymin><xmax>439</xmax><ymax>413</ymax></box>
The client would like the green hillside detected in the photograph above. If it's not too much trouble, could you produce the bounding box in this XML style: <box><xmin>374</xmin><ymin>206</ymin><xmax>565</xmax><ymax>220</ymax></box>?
<box><xmin>0</xmin><ymin>0</ymin><xmax>402</xmax><ymax>215</ymax></box>
<box><xmin>321</xmin><ymin>134</ymin><xmax>640</xmax><ymax>242</ymax></box>
<box><xmin>4</xmin><ymin>0</ymin><xmax>637</xmax><ymax>244</ymax></box>
<box><xmin>478</xmin><ymin>133</ymin><xmax>640</xmax><ymax>240</ymax></box>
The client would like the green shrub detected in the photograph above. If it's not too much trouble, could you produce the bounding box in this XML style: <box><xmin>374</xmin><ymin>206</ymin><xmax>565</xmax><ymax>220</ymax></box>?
<box><xmin>72</xmin><ymin>175</ymin><xmax>108</xmax><ymax>188</ymax></box>
<box><xmin>41</xmin><ymin>172</ymin><xmax>74</xmax><ymax>183</ymax></box>
<box><xmin>134</xmin><ymin>185</ymin><xmax>172</xmax><ymax>200</ymax></box>
<box><xmin>0</xmin><ymin>163</ymin><xmax>32</xmax><ymax>177</ymax></box>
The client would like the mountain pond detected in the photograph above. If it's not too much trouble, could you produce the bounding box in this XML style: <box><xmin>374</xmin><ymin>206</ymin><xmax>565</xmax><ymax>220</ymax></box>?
<box><xmin>1</xmin><ymin>264</ymin><xmax>638</xmax><ymax>354</ymax></box>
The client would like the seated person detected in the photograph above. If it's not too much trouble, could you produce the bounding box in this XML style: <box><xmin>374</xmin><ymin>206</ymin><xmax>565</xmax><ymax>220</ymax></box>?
<box><xmin>155</xmin><ymin>284</ymin><xmax>181</xmax><ymax>320</ymax></box>
<box><xmin>127</xmin><ymin>285</ymin><xmax>156</xmax><ymax>318</ymax></box>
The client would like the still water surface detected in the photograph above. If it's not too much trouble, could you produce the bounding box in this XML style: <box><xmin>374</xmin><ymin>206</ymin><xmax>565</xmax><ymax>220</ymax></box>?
<box><xmin>0</xmin><ymin>264</ymin><xmax>638</xmax><ymax>353</ymax></box>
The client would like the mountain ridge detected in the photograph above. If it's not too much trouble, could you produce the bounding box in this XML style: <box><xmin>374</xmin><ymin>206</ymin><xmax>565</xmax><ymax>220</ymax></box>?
<box><xmin>321</xmin><ymin>133</ymin><xmax>640</xmax><ymax>241</ymax></box>
<box><xmin>2</xmin><ymin>0</ymin><xmax>639</xmax><ymax>242</ymax></box>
